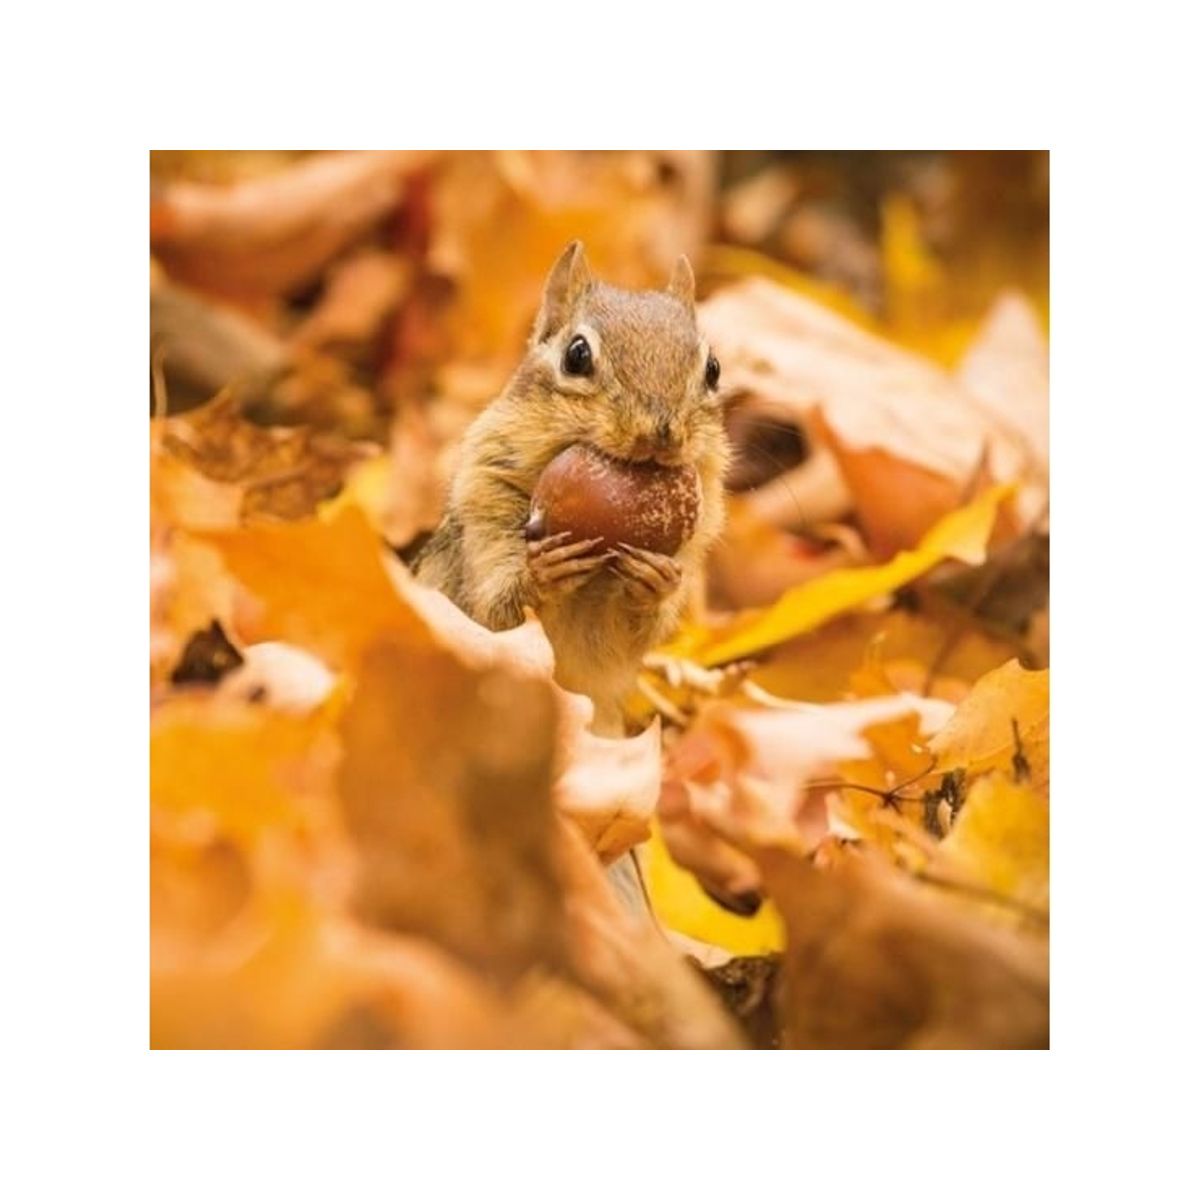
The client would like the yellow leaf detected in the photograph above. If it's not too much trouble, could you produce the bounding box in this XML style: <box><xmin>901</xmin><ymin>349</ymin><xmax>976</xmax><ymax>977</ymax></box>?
<box><xmin>316</xmin><ymin>453</ymin><xmax>391</xmax><ymax>528</ymax></box>
<box><xmin>151</xmin><ymin>695</ymin><xmax>337</xmax><ymax>845</ymax></box>
<box><xmin>929</xmin><ymin>658</ymin><xmax>1048</xmax><ymax>797</ymax></box>
<box><xmin>643</xmin><ymin>822</ymin><xmax>785</xmax><ymax>957</ymax></box>
<box><xmin>665</xmin><ymin>483</ymin><xmax>1012</xmax><ymax>667</ymax></box>
<box><xmin>200</xmin><ymin>506</ymin><xmax>430</xmax><ymax>667</ymax></box>
<box><xmin>747</xmin><ymin>608</ymin><xmax>1017</xmax><ymax>704</ymax></box>
<box><xmin>932</xmin><ymin>774</ymin><xmax>1048</xmax><ymax>914</ymax></box>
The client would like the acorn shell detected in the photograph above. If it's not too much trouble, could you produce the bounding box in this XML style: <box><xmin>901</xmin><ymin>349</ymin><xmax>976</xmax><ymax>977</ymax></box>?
<box><xmin>527</xmin><ymin>444</ymin><xmax>701</xmax><ymax>555</ymax></box>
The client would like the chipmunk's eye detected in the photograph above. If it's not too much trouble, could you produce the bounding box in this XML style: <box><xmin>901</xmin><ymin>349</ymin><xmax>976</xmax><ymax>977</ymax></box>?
<box><xmin>705</xmin><ymin>352</ymin><xmax>721</xmax><ymax>391</ymax></box>
<box><xmin>562</xmin><ymin>334</ymin><xmax>593</xmax><ymax>377</ymax></box>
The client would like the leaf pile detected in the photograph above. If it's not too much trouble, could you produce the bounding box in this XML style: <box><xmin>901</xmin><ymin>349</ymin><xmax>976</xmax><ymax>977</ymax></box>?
<box><xmin>151</xmin><ymin>151</ymin><xmax>1049</xmax><ymax>1049</ymax></box>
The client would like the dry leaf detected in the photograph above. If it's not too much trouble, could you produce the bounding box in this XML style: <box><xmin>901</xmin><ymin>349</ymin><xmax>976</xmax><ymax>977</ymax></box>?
<box><xmin>290</xmin><ymin>248</ymin><xmax>411</xmax><ymax>354</ymax></box>
<box><xmin>656</xmin><ymin>689</ymin><xmax>952</xmax><ymax>943</ymax></box>
<box><xmin>151</xmin><ymin>693</ymin><xmax>339</xmax><ymax>848</ymax></box>
<box><xmin>201</xmin><ymin>506</ymin><xmax>429</xmax><ymax>667</ymax></box>
<box><xmin>151</xmin><ymin>150</ymin><xmax>435</xmax><ymax>296</ymax></box>
<box><xmin>336</xmin><ymin>631</ymin><xmax>566</xmax><ymax>983</ymax></box>
<box><xmin>664</xmin><ymin>483</ymin><xmax>1011</xmax><ymax>667</ymax></box>
<box><xmin>643</xmin><ymin>815</ymin><xmax>786</xmax><ymax>958</ymax></box>
<box><xmin>931</xmin><ymin>774</ymin><xmax>1049</xmax><ymax>916</ymax></box>
<box><xmin>554</xmin><ymin>714</ymin><xmax>662</xmax><ymax>863</ymax></box>
<box><xmin>929</xmin><ymin>658</ymin><xmax>1049</xmax><ymax>797</ymax></box>
<box><xmin>762</xmin><ymin>845</ymin><xmax>1048</xmax><ymax>1049</ymax></box>
<box><xmin>958</xmin><ymin>291</ymin><xmax>1049</xmax><ymax>476</ymax></box>
<box><xmin>153</xmin><ymin>898</ymin><xmax>530</xmax><ymax>1050</ymax></box>
<box><xmin>747</xmin><ymin>608</ymin><xmax>1020</xmax><ymax>705</ymax></box>
<box><xmin>162</xmin><ymin>392</ymin><xmax>371</xmax><ymax>521</ymax></box>
<box><xmin>215</xmin><ymin>642</ymin><xmax>337</xmax><ymax>714</ymax></box>
<box><xmin>554</xmin><ymin>819</ymin><xmax>743</xmax><ymax>1049</ymax></box>
<box><xmin>708</xmin><ymin>494</ymin><xmax>864</xmax><ymax>611</ymax></box>
<box><xmin>700</xmin><ymin>277</ymin><xmax>1026</xmax><ymax>552</ymax></box>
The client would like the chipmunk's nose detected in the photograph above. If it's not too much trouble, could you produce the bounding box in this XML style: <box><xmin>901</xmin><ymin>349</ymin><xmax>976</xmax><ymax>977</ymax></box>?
<box><xmin>629</xmin><ymin>417</ymin><xmax>682</xmax><ymax>463</ymax></box>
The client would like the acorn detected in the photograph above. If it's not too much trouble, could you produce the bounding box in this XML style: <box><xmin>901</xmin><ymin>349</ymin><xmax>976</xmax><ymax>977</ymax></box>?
<box><xmin>525</xmin><ymin>444</ymin><xmax>700</xmax><ymax>555</ymax></box>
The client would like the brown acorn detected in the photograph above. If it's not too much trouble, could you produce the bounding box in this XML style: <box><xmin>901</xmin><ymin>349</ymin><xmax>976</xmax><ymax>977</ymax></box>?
<box><xmin>526</xmin><ymin>444</ymin><xmax>700</xmax><ymax>555</ymax></box>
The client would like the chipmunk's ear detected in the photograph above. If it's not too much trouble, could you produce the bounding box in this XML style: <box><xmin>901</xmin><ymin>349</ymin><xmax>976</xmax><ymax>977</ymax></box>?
<box><xmin>533</xmin><ymin>240</ymin><xmax>593</xmax><ymax>342</ymax></box>
<box><xmin>666</xmin><ymin>254</ymin><xmax>696</xmax><ymax>315</ymax></box>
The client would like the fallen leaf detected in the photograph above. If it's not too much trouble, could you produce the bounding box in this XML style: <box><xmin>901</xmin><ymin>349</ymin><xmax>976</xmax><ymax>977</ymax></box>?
<box><xmin>152</xmin><ymin>895</ymin><xmax>531</xmax><ymax>1050</ymax></box>
<box><xmin>645</xmin><ymin>814</ymin><xmax>785</xmax><ymax>957</ymax></box>
<box><xmin>290</xmin><ymin>248</ymin><xmax>411</xmax><ymax>354</ymax></box>
<box><xmin>215</xmin><ymin>642</ymin><xmax>338</xmax><ymax>714</ymax></box>
<box><xmin>151</xmin><ymin>269</ymin><xmax>289</xmax><ymax>409</ymax></box>
<box><xmin>656</xmin><ymin>689</ymin><xmax>952</xmax><ymax>946</ymax></box>
<box><xmin>554</xmin><ymin>715</ymin><xmax>662</xmax><ymax>863</ymax></box>
<box><xmin>958</xmin><ymin>291</ymin><xmax>1049</xmax><ymax>474</ymax></box>
<box><xmin>664</xmin><ymin>483</ymin><xmax>1011</xmax><ymax>667</ymax></box>
<box><xmin>151</xmin><ymin>693</ymin><xmax>339</xmax><ymax>847</ymax></box>
<box><xmin>707</xmin><ymin>494</ymin><xmax>864</xmax><ymax>611</ymax></box>
<box><xmin>814</xmin><ymin>427</ymin><xmax>993</xmax><ymax>558</ymax></box>
<box><xmin>162</xmin><ymin>392</ymin><xmax>371</xmax><ymax>521</ymax></box>
<box><xmin>761</xmin><ymin>845</ymin><xmax>1049</xmax><ymax>1049</ymax></box>
<box><xmin>748</xmin><ymin>608</ymin><xmax>1019</xmax><ymax>705</ymax></box>
<box><xmin>928</xmin><ymin>658</ymin><xmax>1049</xmax><ymax>797</ymax></box>
<box><xmin>151</xmin><ymin>428</ymin><xmax>243</xmax><ymax>531</ymax></box>
<box><xmin>201</xmin><ymin>506</ymin><xmax>429</xmax><ymax>667</ymax></box>
<box><xmin>332</xmin><ymin>627</ymin><xmax>740</xmax><ymax>1046</ymax></box>
<box><xmin>336</xmin><ymin>630</ymin><xmax>566</xmax><ymax>983</ymax></box>
<box><xmin>554</xmin><ymin>819</ymin><xmax>744</xmax><ymax>1049</ymax></box>
<box><xmin>931</xmin><ymin>774</ymin><xmax>1049</xmax><ymax>916</ymax></box>
<box><xmin>700</xmin><ymin>276</ymin><xmax>1027</xmax><ymax>551</ymax></box>
<box><xmin>151</xmin><ymin>150</ymin><xmax>435</xmax><ymax>296</ymax></box>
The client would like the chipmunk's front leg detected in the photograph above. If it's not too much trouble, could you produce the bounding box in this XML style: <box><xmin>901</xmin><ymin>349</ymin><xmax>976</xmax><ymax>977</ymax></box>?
<box><xmin>527</xmin><ymin>532</ymin><xmax>615</xmax><ymax>605</ymax></box>
<box><xmin>608</xmin><ymin>543</ymin><xmax>682</xmax><ymax>610</ymax></box>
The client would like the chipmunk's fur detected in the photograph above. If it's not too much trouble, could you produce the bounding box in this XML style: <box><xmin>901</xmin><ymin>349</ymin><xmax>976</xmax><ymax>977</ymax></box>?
<box><xmin>415</xmin><ymin>241</ymin><xmax>729</xmax><ymax>733</ymax></box>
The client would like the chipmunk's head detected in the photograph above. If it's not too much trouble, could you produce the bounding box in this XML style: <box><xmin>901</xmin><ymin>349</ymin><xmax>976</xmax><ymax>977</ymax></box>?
<box><xmin>511</xmin><ymin>241</ymin><xmax>729</xmax><ymax>481</ymax></box>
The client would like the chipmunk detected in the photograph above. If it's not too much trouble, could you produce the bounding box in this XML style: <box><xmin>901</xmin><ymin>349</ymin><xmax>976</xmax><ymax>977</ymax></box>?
<box><xmin>415</xmin><ymin>241</ymin><xmax>729</xmax><ymax>734</ymax></box>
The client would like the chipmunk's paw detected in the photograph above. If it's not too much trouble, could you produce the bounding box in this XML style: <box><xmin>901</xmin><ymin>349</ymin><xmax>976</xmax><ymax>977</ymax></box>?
<box><xmin>609</xmin><ymin>543</ymin><xmax>681</xmax><ymax>609</ymax></box>
<box><xmin>527</xmin><ymin>532</ymin><xmax>614</xmax><ymax>602</ymax></box>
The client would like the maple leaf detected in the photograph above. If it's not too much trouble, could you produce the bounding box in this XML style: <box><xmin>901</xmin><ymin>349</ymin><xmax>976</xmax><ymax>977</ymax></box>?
<box><xmin>200</xmin><ymin>506</ymin><xmax>430</xmax><ymax>667</ymax></box>
<box><xmin>204</xmin><ymin>506</ymin><xmax>664</xmax><ymax>861</ymax></box>
<box><xmin>707</xmin><ymin>492</ymin><xmax>865</xmax><ymax>612</ymax></box>
<box><xmin>333</xmin><ymin>628</ymin><xmax>739</xmax><ymax>1046</ymax></box>
<box><xmin>928</xmin><ymin>658</ymin><xmax>1049</xmax><ymax>798</ymax></box>
<box><xmin>654</xmin><ymin>688</ymin><xmax>953</xmax><ymax>952</ymax></box>
<box><xmin>151</xmin><ymin>693</ymin><xmax>339</xmax><ymax>848</ymax></box>
<box><xmin>930</xmin><ymin>774</ymin><xmax>1049</xmax><ymax>917</ymax></box>
<box><xmin>645</xmin><ymin>810</ymin><xmax>786</xmax><ymax>958</ymax></box>
<box><xmin>152</xmin><ymin>890</ymin><xmax>532</xmax><ymax>1050</ymax></box>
